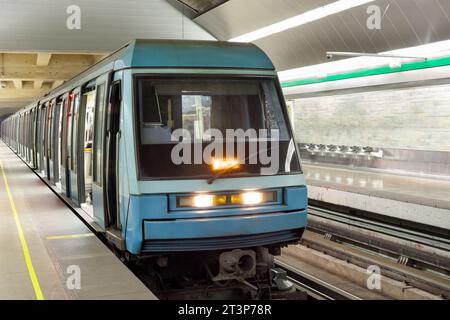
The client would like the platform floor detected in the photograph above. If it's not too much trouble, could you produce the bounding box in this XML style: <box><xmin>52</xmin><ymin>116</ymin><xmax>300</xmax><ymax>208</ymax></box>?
<box><xmin>0</xmin><ymin>141</ymin><xmax>156</xmax><ymax>300</ymax></box>
<box><xmin>304</xmin><ymin>163</ymin><xmax>450</xmax><ymax>210</ymax></box>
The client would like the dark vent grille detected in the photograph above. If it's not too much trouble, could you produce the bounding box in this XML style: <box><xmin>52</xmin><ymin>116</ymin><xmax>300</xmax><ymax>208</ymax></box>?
<box><xmin>142</xmin><ymin>229</ymin><xmax>303</xmax><ymax>253</ymax></box>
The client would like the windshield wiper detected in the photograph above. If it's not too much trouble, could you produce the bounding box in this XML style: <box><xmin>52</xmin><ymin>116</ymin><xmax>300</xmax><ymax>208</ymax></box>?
<box><xmin>207</xmin><ymin>167</ymin><xmax>239</xmax><ymax>185</ymax></box>
<box><xmin>206</xmin><ymin>147</ymin><xmax>271</xmax><ymax>185</ymax></box>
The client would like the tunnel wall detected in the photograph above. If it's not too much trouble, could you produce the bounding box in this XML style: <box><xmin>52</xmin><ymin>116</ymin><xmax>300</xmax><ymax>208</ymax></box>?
<box><xmin>292</xmin><ymin>83</ymin><xmax>450</xmax><ymax>152</ymax></box>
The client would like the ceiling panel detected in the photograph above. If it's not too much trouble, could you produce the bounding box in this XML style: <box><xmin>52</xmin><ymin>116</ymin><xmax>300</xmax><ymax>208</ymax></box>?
<box><xmin>173</xmin><ymin>0</ymin><xmax>230</xmax><ymax>15</ymax></box>
<box><xmin>194</xmin><ymin>0</ymin><xmax>334</xmax><ymax>40</ymax></box>
<box><xmin>0</xmin><ymin>0</ymin><xmax>214</xmax><ymax>53</ymax></box>
<box><xmin>193</xmin><ymin>0</ymin><xmax>450</xmax><ymax>71</ymax></box>
<box><xmin>0</xmin><ymin>0</ymin><xmax>215</xmax><ymax>114</ymax></box>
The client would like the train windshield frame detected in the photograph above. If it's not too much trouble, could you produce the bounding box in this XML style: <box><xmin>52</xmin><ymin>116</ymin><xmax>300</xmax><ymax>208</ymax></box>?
<box><xmin>133</xmin><ymin>74</ymin><xmax>301</xmax><ymax>180</ymax></box>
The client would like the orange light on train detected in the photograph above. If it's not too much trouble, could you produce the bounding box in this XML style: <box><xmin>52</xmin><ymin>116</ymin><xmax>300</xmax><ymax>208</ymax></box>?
<box><xmin>211</xmin><ymin>158</ymin><xmax>240</xmax><ymax>171</ymax></box>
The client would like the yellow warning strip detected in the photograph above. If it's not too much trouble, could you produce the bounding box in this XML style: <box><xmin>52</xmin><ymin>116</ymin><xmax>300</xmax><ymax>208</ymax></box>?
<box><xmin>47</xmin><ymin>233</ymin><xmax>94</xmax><ymax>240</ymax></box>
<box><xmin>0</xmin><ymin>160</ymin><xmax>44</xmax><ymax>300</ymax></box>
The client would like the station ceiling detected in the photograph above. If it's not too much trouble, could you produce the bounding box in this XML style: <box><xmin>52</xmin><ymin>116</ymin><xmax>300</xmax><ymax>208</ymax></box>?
<box><xmin>193</xmin><ymin>0</ymin><xmax>450</xmax><ymax>71</ymax></box>
<box><xmin>2</xmin><ymin>0</ymin><xmax>450</xmax><ymax>117</ymax></box>
<box><xmin>171</xmin><ymin>0</ymin><xmax>230</xmax><ymax>16</ymax></box>
<box><xmin>0</xmin><ymin>0</ymin><xmax>213</xmax><ymax>117</ymax></box>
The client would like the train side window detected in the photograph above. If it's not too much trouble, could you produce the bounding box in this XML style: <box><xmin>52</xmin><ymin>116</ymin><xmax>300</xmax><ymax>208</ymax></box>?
<box><xmin>93</xmin><ymin>83</ymin><xmax>106</xmax><ymax>185</ymax></box>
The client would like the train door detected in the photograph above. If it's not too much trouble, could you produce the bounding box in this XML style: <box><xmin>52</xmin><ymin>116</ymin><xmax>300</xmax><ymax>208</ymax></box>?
<box><xmin>29</xmin><ymin>109</ymin><xmax>34</xmax><ymax>167</ymax></box>
<box><xmin>91</xmin><ymin>75</ymin><xmax>108</xmax><ymax>227</ymax></box>
<box><xmin>24</xmin><ymin>112</ymin><xmax>29</xmax><ymax>162</ymax></box>
<box><xmin>68</xmin><ymin>89</ymin><xmax>81</xmax><ymax>204</ymax></box>
<box><xmin>43</xmin><ymin>102</ymin><xmax>48</xmax><ymax>175</ymax></box>
<box><xmin>18</xmin><ymin>115</ymin><xmax>22</xmax><ymax>156</ymax></box>
<box><xmin>53</xmin><ymin>98</ymin><xmax>63</xmax><ymax>189</ymax></box>
<box><xmin>24</xmin><ymin>113</ymin><xmax>27</xmax><ymax>158</ymax></box>
<box><xmin>48</xmin><ymin>99</ymin><xmax>58</xmax><ymax>184</ymax></box>
<box><xmin>36</xmin><ymin>107</ymin><xmax>41</xmax><ymax>170</ymax></box>
<box><xmin>39</xmin><ymin>104</ymin><xmax>46</xmax><ymax>174</ymax></box>
<box><xmin>19</xmin><ymin>114</ymin><xmax>23</xmax><ymax>156</ymax></box>
<box><xmin>47</xmin><ymin>100</ymin><xmax>54</xmax><ymax>182</ymax></box>
<box><xmin>104</xmin><ymin>78</ymin><xmax>121</xmax><ymax>231</ymax></box>
<box><xmin>31</xmin><ymin>107</ymin><xmax>37</xmax><ymax>169</ymax></box>
<box><xmin>26</xmin><ymin>111</ymin><xmax>31</xmax><ymax>163</ymax></box>
<box><xmin>79</xmin><ymin>80</ymin><xmax>97</xmax><ymax>217</ymax></box>
<box><xmin>60</xmin><ymin>94</ymin><xmax>70</xmax><ymax>196</ymax></box>
<box><xmin>12</xmin><ymin>119</ymin><xmax>15</xmax><ymax>151</ymax></box>
<box><xmin>27</xmin><ymin>111</ymin><xmax>31</xmax><ymax>163</ymax></box>
<box><xmin>18</xmin><ymin>115</ymin><xmax>21</xmax><ymax>155</ymax></box>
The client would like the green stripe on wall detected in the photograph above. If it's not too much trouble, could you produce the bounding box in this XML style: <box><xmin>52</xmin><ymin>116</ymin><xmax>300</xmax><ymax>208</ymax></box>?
<box><xmin>281</xmin><ymin>56</ymin><xmax>450</xmax><ymax>88</ymax></box>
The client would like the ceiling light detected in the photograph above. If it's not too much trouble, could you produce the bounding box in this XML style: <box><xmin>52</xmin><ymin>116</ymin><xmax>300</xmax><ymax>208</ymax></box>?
<box><xmin>229</xmin><ymin>0</ymin><xmax>375</xmax><ymax>43</ymax></box>
<box><xmin>315</xmin><ymin>72</ymin><xmax>328</xmax><ymax>79</ymax></box>
<box><xmin>389</xmin><ymin>60</ymin><xmax>402</xmax><ymax>69</ymax></box>
<box><xmin>279</xmin><ymin>40</ymin><xmax>450</xmax><ymax>83</ymax></box>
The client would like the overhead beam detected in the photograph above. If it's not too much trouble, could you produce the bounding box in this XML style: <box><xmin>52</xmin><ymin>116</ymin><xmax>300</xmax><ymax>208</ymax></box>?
<box><xmin>0</xmin><ymin>53</ymin><xmax>100</xmax><ymax>81</ymax></box>
<box><xmin>13</xmin><ymin>80</ymin><xmax>22</xmax><ymax>89</ymax></box>
<box><xmin>0</xmin><ymin>66</ymin><xmax>91</xmax><ymax>81</ymax></box>
<box><xmin>34</xmin><ymin>79</ymin><xmax>44</xmax><ymax>89</ymax></box>
<box><xmin>0</xmin><ymin>52</ymin><xmax>104</xmax><ymax>113</ymax></box>
<box><xmin>0</xmin><ymin>88</ymin><xmax>49</xmax><ymax>99</ymax></box>
<box><xmin>36</xmin><ymin>53</ymin><xmax>52</xmax><ymax>66</ymax></box>
<box><xmin>52</xmin><ymin>80</ymin><xmax>64</xmax><ymax>89</ymax></box>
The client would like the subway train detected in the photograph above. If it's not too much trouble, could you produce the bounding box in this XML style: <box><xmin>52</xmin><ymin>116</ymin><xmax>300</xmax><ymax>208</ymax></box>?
<box><xmin>0</xmin><ymin>40</ymin><xmax>307</xmax><ymax>295</ymax></box>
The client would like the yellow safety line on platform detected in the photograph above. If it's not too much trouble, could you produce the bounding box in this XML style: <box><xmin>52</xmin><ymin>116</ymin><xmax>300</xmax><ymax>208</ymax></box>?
<box><xmin>0</xmin><ymin>160</ymin><xmax>44</xmax><ymax>300</ymax></box>
<box><xmin>47</xmin><ymin>233</ymin><xmax>94</xmax><ymax>240</ymax></box>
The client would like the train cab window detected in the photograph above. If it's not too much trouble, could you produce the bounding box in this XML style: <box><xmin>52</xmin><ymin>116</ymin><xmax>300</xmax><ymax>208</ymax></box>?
<box><xmin>135</xmin><ymin>76</ymin><xmax>299</xmax><ymax>179</ymax></box>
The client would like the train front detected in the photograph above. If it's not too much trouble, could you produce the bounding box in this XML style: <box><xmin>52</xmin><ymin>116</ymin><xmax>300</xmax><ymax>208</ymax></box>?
<box><xmin>121</xmin><ymin>41</ymin><xmax>307</xmax><ymax>294</ymax></box>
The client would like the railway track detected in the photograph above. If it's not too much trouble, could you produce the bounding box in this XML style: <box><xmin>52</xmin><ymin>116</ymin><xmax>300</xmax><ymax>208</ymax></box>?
<box><xmin>307</xmin><ymin>204</ymin><xmax>450</xmax><ymax>274</ymax></box>
<box><xmin>300</xmin><ymin>203</ymin><xmax>450</xmax><ymax>299</ymax></box>
<box><xmin>274</xmin><ymin>259</ymin><xmax>362</xmax><ymax>300</ymax></box>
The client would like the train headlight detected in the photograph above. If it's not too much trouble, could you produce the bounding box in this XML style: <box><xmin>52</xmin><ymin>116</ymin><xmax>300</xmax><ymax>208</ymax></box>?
<box><xmin>193</xmin><ymin>194</ymin><xmax>214</xmax><ymax>208</ymax></box>
<box><xmin>176</xmin><ymin>190</ymin><xmax>277</xmax><ymax>209</ymax></box>
<box><xmin>242</xmin><ymin>192</ymin><xmax>263</xmax><ymax>205</ymax></box>
<box><xmin>230</xmin><ymin>191</ymin><xmax>277</xmax><ymax>206</ymax></box>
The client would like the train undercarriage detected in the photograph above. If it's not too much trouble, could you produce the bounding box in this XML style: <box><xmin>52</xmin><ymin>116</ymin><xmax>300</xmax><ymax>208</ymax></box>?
<box><xmin>125</xmin><ymin>246</ymin><xmax>305</xmax><ymax>300</ymax></box>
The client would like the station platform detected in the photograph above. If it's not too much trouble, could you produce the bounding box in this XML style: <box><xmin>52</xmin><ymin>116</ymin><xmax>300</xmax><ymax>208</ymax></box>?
<box><xmin>304</xmin><ymin>163</ymin><xmax>450</xmax><ymax>230</ymax></box>
<box><xmin>0</xmin><ymin>141</ymin><xmax>156</xmax><ymax>300</ymax></box>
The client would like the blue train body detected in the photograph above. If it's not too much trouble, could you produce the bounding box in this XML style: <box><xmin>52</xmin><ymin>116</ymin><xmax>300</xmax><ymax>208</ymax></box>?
<box><xmin>0</xmin><ymin>40</ymin><xmax>308</xmax><ymax>258</ymax></box>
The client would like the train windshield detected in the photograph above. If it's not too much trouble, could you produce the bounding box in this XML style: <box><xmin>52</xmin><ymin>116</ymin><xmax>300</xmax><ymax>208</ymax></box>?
<box><xmin>135</xmin><ymin>76</ymin><xmax>301</xmax><ymax>179</ymax></box>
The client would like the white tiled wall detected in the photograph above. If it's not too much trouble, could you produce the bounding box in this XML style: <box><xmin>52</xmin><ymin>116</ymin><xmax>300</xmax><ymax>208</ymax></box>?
<box><xmin>292</xmin><ymin>84</ymin><xmax>450</xmax><ymax>152</ymax></box>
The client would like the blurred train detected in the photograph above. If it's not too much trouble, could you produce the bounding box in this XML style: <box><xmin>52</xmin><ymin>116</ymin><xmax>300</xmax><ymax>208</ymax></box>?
<box><xmin>0</xmin><ymin>40</ymin><xmax>307</xmax><ymax>296</ymax></box>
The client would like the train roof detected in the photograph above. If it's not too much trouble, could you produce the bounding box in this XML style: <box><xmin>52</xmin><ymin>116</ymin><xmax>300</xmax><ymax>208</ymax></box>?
<box><xmin>115</xmin><ymin>39</ymin><xmax>275</xmax><ymax>70</ymax></box>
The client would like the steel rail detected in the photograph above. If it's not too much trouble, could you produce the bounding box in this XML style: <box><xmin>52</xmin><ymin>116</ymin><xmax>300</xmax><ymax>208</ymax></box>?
<box><xmin>274</xmin><ymin>259</ymin><xmax>362</xmax><ymax>300</ymax></box>
<box><xmin>308</xmin><ymin>205</ymin><xmax>450</xmax><ymax>251</ymax></box>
